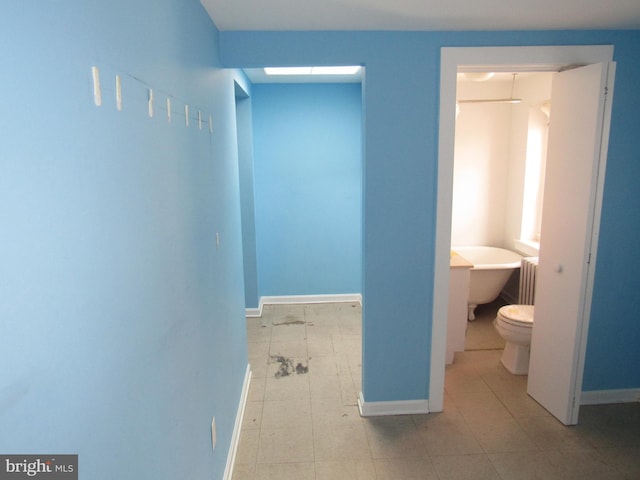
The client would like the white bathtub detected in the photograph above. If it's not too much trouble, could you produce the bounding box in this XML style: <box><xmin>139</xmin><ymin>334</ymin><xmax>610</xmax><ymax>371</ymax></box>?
<box><xmin>452</xmin><ymin>246</ymin><xmax>522</xmax><ymax>320</ymax></box>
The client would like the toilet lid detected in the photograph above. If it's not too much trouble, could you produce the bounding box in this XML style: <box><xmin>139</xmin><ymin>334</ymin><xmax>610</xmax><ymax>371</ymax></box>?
<box><xmin>498</xmin><ymin>305</ymin><xmax>534</xmax><ymax>326</ymax></box>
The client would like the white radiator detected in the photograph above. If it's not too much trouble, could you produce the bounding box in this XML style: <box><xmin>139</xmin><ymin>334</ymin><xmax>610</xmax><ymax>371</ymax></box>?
<box><xmin>518</xmin><ymin>257</ymin><xmax>539</xmax><ymax>305</ymax></box>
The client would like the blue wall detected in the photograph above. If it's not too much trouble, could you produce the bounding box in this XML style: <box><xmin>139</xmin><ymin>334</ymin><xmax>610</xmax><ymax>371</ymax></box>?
<box><xmin>0</xmin><ymin>2</ymin><xmax>248</xmax><ymax>479</ymax></box>
<box><xmin>235</xmin><ymin>81</ymin><xmax>260</xmax><ymax>309</ymax></box>
<box><xmin>220</xmin><ymin>30</ymin><xmax>640</xmax><ymax>403</ymax></box>
<box><xmin>251</xmin><ymin>83</ymin><xmax>363</xmax><ymax>299</ymax></box>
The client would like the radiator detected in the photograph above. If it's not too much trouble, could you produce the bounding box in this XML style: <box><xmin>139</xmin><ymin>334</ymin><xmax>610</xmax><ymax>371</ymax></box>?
<box><xmin>518</xmin><ymin>257</ymin><xmax>539</xmax><ymax>305</ymax></box>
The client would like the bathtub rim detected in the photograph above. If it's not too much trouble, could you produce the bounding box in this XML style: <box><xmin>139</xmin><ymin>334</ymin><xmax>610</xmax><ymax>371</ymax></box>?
<box><xmin>451</xmin><ymin>246</ymin><xmax>523</xmax><ymax>270</ymax></box>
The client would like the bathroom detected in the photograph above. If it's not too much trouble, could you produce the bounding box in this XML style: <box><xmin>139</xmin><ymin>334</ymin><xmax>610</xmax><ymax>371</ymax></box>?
<box><xmin>451</xmin><ymin>70</ymin><xmax>553</xmax><ymax>361</ymax></box>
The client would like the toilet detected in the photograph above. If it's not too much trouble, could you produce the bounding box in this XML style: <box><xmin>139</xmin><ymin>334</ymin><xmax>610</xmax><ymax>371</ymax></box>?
<box><xmin>494</xmin><ymin>304</ymin><xmax>535</xmax><ymax>375</ymax></box>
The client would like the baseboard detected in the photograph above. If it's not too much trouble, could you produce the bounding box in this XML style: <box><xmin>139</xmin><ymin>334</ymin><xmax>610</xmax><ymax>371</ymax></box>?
<box><xmin>245</xmin><ymin>293</ymin><xmax>362</xmax><ymax>317</ymax></box>
<box><xmin>245</xmin><ymin>307</ymin><xmax>261</xmax><ymax>318</ymax></box>
<box><xmin>223</xmin><ymin>364</ymin><xmax>252</xmax><ymax>480</ymax></box>
<box><xmin>357</xmin><ymin>391</ymin><xmax>430</xmax><ymax>416</ymax></box>
<box><xmin>581</xmin><ymin>388</ymin><xmax>640</xmax><ymax>405</ymax></box>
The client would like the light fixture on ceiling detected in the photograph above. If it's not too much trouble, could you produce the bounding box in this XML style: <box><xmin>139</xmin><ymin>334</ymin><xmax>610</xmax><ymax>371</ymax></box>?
<box><xmin>458</xmin><ymin>73</ymin><xmax>523</xmax><ymax>104</ymax></box>
<box><xmin>264</xmin><ymin>66</ymin><xmax>362</xmax><ymax>76</ymax></box>
<box><xmin>462</xmin><ymin>72</ymin><xmax>495</xmax><ymax>82</ymax></box>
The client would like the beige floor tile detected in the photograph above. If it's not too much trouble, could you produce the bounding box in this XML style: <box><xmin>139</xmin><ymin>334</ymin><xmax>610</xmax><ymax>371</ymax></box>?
<box><xmin>231</xmin><ymin>462</ymin><xmax>255</xmax><ymax>480</ymax></box>
<box><xmin>516</xmin><ymin>415</ymin><xmax>597</xmax><ymax>451</ymax></box>
<box><xmin>597</xmin><ymin>446</ymin><xmax>640</xmax><ymax>478</ymax></box>
<box><xmin>432</xmin><ymin>453</ymin><xmax>501</xmax><ymax>480</ymax></box>
<box><xmin>335</xmin><ymin>354</ymin><xmax>351</xmax><ymax>375</ymax></box>
<box><xmin>305</xmin><ymin>324</ymin><xmax>341</xmax><ymax>340</ymax></box>
<box><xmin>341</xmin><ymin>373</ymin><xmax>360</xmax><ymax>405</ymax></box>
<box><xmin>445</xmin><ymin>369</ymin><xmax>493</xmax><ymax>395</ymax></box>
<box><xmin>313</xmin><ymin>423</ymin><xmax>371</xmax><ymax>461</ymax></box>
<box><xmin>270</xmin><ymin>323</ymin><xmax>307</xmax><ymax>343</ymax></box>
<box><xmin>309</xmin><ymin>373</ymin><xmax>343</xmax><ymax>401</ymax></box>
<box><xmin>257</xmin><ymin>426</ymin><xmax>314</xmax><ymax>464</ymax></box>
<box><xmin>247</xmin><ymin>375</ymin><xmax>266</xmax><ymax>403</ymax></box>
<box><xmin>261</xmin><ymin>399</ymin><xmax>312</xmax><ymax>430</ymax></box>
<box><xmin>347</xmin><ymin>353</ymin><xmax>362</xmax><ymax>375</ymax></box>
<box><xmin>236</xmin><ymin>428</ymin><xmax>260</xmax><ymax>465</ymax></box>
<box><xmin>448</xmin><ymin>389</ymin><xmax>512</xmax><ymax>422</ymax></box>
<box><xmin>248</xmin><ymin>344</ymin><xmax>271</xmax><ymax>379</ymax></box>
<box><xmin>576</xmin><ymin>403</ymin><xmax>640</xmax><ymax>448</ymax></box>
<box><xmin>246</xmin><ymin>326</ymin><xmax>272</xmax><ymax>343</ymax></box>
<box><xmin>493</xmin><ymin>389</ymin><xmax>551</xmax><ymax>418</ymax></box>
<box><xmin>254</xmin><ymin>462</ymin><xmax>315</xmax><ymax>480</ymax></box>
<box><xmin>419</xmin><ymin>416</ymin><xmax>484</xmax><ymax>456</ymax></box>
<box><xmin>263</xmin><ymin>372</ymin><xmax>310</xmax><ymax>402</ymax></box>
<box><xmin>480</xmin><ymin>368</ymin><xmax>528</xmax><ymax>392</ymax></box>
<box><xmin>247</xmin><ymin>339</ymin><xmax>271</xmax><ymax>357</ymax></box>
<box><xmin>544</xmin><ymin>448</ymin><xmax>624</xmax><ymax>480</ymax></box>
<box><xmin>304</xmin><ymin>303</ymin><xmax>341</xmax><ymax>323</ymax></box>
<box><xmin>315</xmin><ymin>459</ymin><xmax>377</xmax><ymax>480</ymax></box>
<box><xmin>308</xmin><ymin>355</ymin><xmax>339</xmax><ymax>376</ymax></box>
<box><xmin>311</xmin><ymin>397</ymin><xmax>363</xmax><ymax>428</ymax></box>
<box><xmin>269</xmin><ymin>339</ymin><xmax>308</xmax><ymax>358</ymax></box>
<box><xmin>453</xmin><ymin>349</ymin><xmax>503</xmax><ymax>372</ymax></box>
<box><xmin>467</xmin><ymin>417</ymin><xmax>539</xmax><ymax>453</ymax></box>
<box><xmin>243</xmin><ymin>401</ymin><xmax>263</xmax><ymax>430</ymax></box>
<box><xmin>307</xmin><ymin>336</ymin><xmax>336</xmax><ymax>356</ymax></box>
<box><xmin>263</xmin><ymin>304</ymin><xmax>306</xmax><ymax>322</ymax></box>
<box><xmin>488</xmin><ymin>451</ymin><xmax>563</xmax><ymax>480</ymax></box>
<box><xmin>374</xmin><ymin>457</ymin><xmax>439</xmax><ymax>479</ymax></box>
<box><xmin>363</xmin><ymin>416</ymin><xmax>427</xmax><ymax>458</ymax></box>
<box><xmin>249</xmin><ymin>360</ymin><xmax>269</xmax><ymax>380</ymax></box>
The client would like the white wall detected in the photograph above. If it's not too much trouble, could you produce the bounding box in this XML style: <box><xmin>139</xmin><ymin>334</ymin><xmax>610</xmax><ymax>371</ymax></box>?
<box><xmin>452</xmin><ymin>73</ymin><xmax>553</xmax><ymax>249</ymax></box>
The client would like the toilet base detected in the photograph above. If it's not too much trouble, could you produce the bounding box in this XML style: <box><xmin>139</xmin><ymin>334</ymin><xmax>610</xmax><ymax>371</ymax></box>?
<box><xmin>500</xmin><ymin>342</ymin><xmax>530</xmax><ymax>375</ymax></box>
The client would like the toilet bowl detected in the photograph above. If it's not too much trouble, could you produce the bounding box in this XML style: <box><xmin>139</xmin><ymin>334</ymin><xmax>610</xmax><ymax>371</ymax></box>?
<box><xmin>494</xmin><ymin>305</ymin><xmax>534</xmax><ymax>375</ymax></box>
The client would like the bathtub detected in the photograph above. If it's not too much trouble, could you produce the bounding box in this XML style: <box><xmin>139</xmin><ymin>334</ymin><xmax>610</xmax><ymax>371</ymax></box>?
<box><xmin>452</xmin><ymin>246</ymin><xmax>523</xmax><ymax>320</ymax></box>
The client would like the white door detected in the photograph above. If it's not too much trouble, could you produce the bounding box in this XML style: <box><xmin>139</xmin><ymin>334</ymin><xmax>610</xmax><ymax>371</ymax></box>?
<box><xmin>527</xmin><ymin>62</ymin><xmax>614</xmax><ymax>425</ymax></box>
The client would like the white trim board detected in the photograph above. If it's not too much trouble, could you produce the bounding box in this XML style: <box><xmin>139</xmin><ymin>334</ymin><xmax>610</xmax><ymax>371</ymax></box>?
<box><xmin>223</xmin><ymin>364</ymin><xmax>251</xmax><ymax>480</ymax></box>
<box><xmin>581</xmin><ymin>389</ymin><xmax>640</xmax><ymax>406</ymax></box>
<box><xmin>245</xmin><ymin>293</ymin><xmax>362</xmax><ymax>317</ymax></box>
<box><xmin>358</xmin><ymin>392</ymin><xmax>430</xmax><ymax>417</ymax></box>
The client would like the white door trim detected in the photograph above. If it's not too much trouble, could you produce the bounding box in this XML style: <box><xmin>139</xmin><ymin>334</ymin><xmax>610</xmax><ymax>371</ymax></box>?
<box><xmin>430</xmin><ymin>45</ymin><xmax>614</xmax><ymax>413</ymax></box>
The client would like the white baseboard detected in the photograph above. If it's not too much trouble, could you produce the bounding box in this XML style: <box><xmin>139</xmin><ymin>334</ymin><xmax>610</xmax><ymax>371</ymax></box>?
<box><xmin>581</xmin><ymin>388</ymin><xmax>640</xmax><ymax>405</ymax></box>
<box><xmin>245</xmin><ymin>293</ymin><xmax>362</xmax><ymax>317</ymax></box>
<box><xmin>245</xmin><ymin>307</ymin><xmax>261</xmax><ymax>318</ymax></box>
<box><xmin>223</xmin><ymin>364</ymin><xmax>251</xmax><ymax>480</ymax></box>
<box><xmin>357</xmin><ymin>391</ymin><xmax>430</xmax><ymax>416</ymax></box>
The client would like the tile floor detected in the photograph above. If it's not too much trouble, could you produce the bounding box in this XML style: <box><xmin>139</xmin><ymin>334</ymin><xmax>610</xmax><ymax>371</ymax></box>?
<box><xmin>232</xmin><ymin>302</ymin><xmax>640</xmax><ymax>480</ymax></box>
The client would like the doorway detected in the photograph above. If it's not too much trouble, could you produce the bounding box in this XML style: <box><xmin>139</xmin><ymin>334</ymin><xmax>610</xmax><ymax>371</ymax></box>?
<box><xmin>454</xmin><ymin>70</ymin><xmax>552</xmax><ymax>351</ymax></box>
<box><xmin>432</xmin><ymin>46</ymin><xmax>615</xmax><ymax>425</ymax></box>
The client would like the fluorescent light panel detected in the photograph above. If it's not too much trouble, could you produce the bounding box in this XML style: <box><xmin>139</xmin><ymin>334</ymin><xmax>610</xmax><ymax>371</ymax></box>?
<box><xmin>264</xmin><ymin>66</ymin><xmax>361</xmax><ymax>76</ymax></box>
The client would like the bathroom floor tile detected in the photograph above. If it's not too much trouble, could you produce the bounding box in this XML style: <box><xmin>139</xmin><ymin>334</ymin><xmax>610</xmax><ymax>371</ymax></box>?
<box><xmin>313</xmin><ymin>423</ymin><xmax>371</xmax><ymax>461</ymax></box>
<box><xmin>315</xmin><ymin>460</ymin><xmax>377</xmax><ymax>480</ymax></box>
<box><xmin>431</xmin><ymin>453</ymin><xmax>501</xmax><ymax>480</ymax></box>
<box><xmin>374</xmin><ymin>457</ymin><xmax>439</xmax><ymax>479</ymax></box>
<box><xmin>254</xmin><ymin>462</ymin><xmax>315</xmax><ymax>480</ymax></box>
<box><xmin>363</xmin><ymin>416</ymin><xmax>427</xmax><ymax>459</ymax></box>
<box><xmin>257</xmin><ymin>426</ymin><xmax>314</xmax><ymax>464</ymax></box>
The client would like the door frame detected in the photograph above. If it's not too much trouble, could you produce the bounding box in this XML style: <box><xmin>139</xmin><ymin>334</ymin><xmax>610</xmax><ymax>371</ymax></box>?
<box><xmin>430</xmin><ymin>45</ymin><xmax>615</xmax><ymax>414</ymax></box>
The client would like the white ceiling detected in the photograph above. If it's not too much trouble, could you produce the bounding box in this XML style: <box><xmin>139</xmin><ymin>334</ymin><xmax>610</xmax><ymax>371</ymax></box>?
<box><xmin>201</xmin><ymin>0</ymin><xmax>640</xmax><ymax>31</ymax></box>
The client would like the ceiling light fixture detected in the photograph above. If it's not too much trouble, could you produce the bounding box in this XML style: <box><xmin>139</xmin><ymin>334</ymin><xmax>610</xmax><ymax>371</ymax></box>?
<box><xmin>264</xmin><ymin>66</ymin><xmax>361</xmax><ymax>76</ymax></box>
<box><xmin>462</xmin><ymin>72</ymin><xmax>495</xmax><ymax>82</ymax></box>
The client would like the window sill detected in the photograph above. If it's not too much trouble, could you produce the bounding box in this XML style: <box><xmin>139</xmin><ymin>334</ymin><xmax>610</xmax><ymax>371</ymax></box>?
<box><xmin>514</xmin><ymin>239</ymin><xmax>540</xmax><ymax>257</ymax></box>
